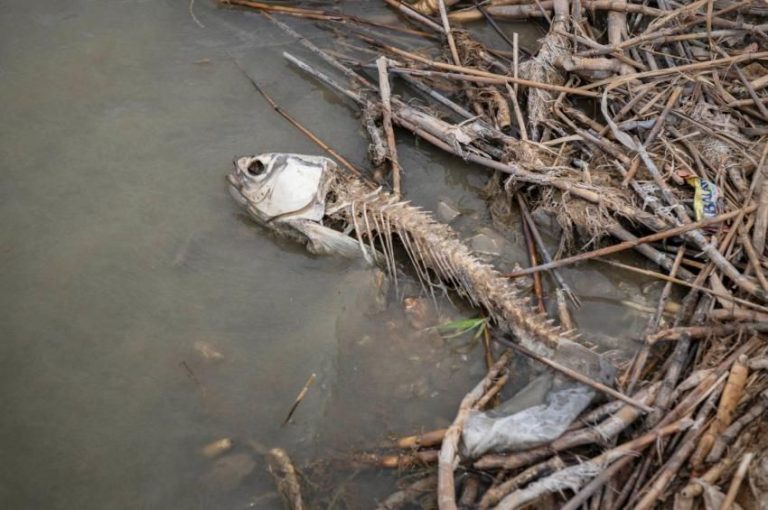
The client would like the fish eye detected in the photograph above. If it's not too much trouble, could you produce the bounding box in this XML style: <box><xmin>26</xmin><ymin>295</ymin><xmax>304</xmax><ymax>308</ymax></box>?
<box><xmin>246</xmin><ymin>159</ymin><xmax>265</xmax><ymax>177</ymax></box>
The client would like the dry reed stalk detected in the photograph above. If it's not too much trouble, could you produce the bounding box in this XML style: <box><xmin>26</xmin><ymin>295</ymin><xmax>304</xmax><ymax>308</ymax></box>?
<box><xmin>689</xmin><ymin>355</ymin><xmax>749</xmax><ymax>471</ymax></box>
<box><xmin>632</xmin><ymin>392</ymin><xmax>720</xmax><ymax>510</ymax></box>
<box><xmin>560</xmin><ymin>456</ymin><xmax>633</xmax><ymax>510</ymax></box>
<box><xmin>376</xmin><ymin>57</ymin><xmax>402</xmax><ymax>197</ymax></box>
<box><xmin>753</xmin><ymin>144</ymin><xmax>768</xmax><ymax>254</ymax></box>
<box><xmin>477</xmin><ymin>456</ymin><xmax>567</xmax><ymax>509</ymax></box>
<box><xmin>394</xmin><ymin>429</ymin><xmax>447</xmax><ymax>450</ymax></box>
<box><xmin>506</xmin><ymin>207</ymin><xmax>754</xmax><ymax>278</ymax></box>
<box><xmin>382</xmin><ymin>0</ymin><xmax>444</xmax><ymax>33</ymax></box>
<box><xmin>721</xmin><ymin>452</ymin><xmax>754</xmax><ymax>510</ymax></box>
<box><xmin>438</xmin><ymin>351</ymin><xmax>513</xmax><ymax>510</ymax></box>
<box><xmin>707</xmin><ymin>390</ymin><xmax>768</xmax><ymax>463</ymax></box>
<box><xmin>494</xmin><ymin>419</ymin><xmax>693</xmax><ymax>510</ymax></box>
<box><xmin>648</xmin><ymin>323</ymin><xmax>768</xmax><ymax>343</ymax></box>
<box><xmin>679</xmin><ymin>457</ymin><xmax>733</xmax><ymax>503</ymax></box>
<box><xmin>356</xmin><ymin>450</ymin><xmax>440</xmax><ymax>469</ymax></box>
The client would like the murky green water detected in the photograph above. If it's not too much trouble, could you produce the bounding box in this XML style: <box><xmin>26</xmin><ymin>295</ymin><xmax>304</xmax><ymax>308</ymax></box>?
<box><xmin>0</xmin><ymin>2</ymin><xmax>656</xmax><ymax>508</ymax></box>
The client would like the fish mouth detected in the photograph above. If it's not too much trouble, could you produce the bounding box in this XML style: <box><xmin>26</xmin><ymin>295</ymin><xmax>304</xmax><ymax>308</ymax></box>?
<box><xmin>227</xmin><ymin>170</ymin><xmax>242</xmax><ymax>189</ymax></box>
<box><xmin>227</xmin><ymin>171</ymin><xmax>249</xmax><ymax>207</ymax></box>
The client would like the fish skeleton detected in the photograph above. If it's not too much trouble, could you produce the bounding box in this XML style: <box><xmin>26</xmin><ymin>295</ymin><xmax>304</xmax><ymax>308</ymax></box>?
<box><xmin>228</xmin><ymin>153</ymin><xmax>578</xmax><ymax>354</ymax></box>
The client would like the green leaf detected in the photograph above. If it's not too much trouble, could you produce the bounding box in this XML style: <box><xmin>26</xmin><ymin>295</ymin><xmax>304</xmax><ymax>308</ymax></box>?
<box><xmin>431</xmin><ymin>317</ymin><xmax>487</xmax><ymax>340</ymax></box>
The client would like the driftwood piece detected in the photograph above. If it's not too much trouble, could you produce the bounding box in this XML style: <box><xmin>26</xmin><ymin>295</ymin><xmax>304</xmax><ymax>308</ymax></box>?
<box><xmin>690</xmin><ymin>355</ymin><xmax>749</xmax><ymax>471</ymax></box>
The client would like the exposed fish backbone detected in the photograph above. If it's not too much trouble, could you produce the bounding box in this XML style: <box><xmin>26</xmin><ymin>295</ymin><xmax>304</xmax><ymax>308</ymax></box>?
<box><xmin>227</xmin><ymin>152</ymin><xmax>578</xmax><ymax>356</ymax></box>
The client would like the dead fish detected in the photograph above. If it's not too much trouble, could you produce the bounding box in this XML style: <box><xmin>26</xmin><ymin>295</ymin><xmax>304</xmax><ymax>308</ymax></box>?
<box><xmin>228</xmin><ymin>153</ymin><xmax>366</xmax><ymax>258</ymax></box>
<box><xmin>228</xmin><ymin>153</ymin><xmax>579</xmax><ymax>354</ymax></box>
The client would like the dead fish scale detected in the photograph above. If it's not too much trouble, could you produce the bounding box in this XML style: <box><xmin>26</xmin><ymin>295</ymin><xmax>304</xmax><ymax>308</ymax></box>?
<box><xmin>229</xmin><ymin>153</ymin><xmax>573</xmax><ymax>353</ymax></box>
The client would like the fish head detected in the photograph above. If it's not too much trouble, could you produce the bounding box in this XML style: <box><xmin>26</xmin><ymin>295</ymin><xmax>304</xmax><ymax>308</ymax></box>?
<box><xmin>227</xmin><ymin>153</ymin><xmax>336</xmax><ymax>224</ymax></box>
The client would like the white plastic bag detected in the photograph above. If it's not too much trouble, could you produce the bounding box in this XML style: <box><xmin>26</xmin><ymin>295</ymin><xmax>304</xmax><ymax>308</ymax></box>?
<box><xmin>461</xmin><ymin>341</ymin><xmax>615</xmax><ymax>458</ymax></box>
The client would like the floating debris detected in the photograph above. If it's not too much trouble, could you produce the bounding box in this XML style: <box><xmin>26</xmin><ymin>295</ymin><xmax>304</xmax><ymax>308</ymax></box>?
<box><xmin>193</xmin><ymin>340</ymin><xmax>224</xmax><ymax>362</ymax></box>
<box><xmin>200</xmin><ymin>438</ymin><xmax>233</xmax><ymax>459</ymax></box>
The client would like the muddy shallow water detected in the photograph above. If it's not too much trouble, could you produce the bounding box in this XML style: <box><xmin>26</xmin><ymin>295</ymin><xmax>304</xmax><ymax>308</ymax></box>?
<box><xmin>0</xmin><ymin>2</ymin><xmax>656</xmax><ymax>508</ymax></box>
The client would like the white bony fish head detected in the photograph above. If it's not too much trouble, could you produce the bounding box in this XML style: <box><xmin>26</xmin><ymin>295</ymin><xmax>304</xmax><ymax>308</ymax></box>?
<box><xmin>227</xmin><ymin>153</ymin><xmax>336</xmax><ymax>223</ymax></box>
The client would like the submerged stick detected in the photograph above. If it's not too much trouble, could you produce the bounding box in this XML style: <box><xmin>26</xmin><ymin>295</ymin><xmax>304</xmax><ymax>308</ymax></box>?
<box><xmin>179</xmin><ymin>360</ymin><xmax>206</xmax><ymax>396</ymax></box>
<box><xmin>517</xmin><ymin>195</ymin><xmax>579</xmax><ymax>308</ymax></box>
<box><xmin>283</xmin><ymin>373</ymin><xmax>317</xmax><ymax>425</ymax></box>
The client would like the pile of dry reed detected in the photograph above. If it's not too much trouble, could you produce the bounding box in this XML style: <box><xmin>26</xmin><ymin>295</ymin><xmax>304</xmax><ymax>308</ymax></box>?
<box><xmin>220</xmin><ymin>1</ymin><xmax>768</xmax><ymax>508</ymax></box>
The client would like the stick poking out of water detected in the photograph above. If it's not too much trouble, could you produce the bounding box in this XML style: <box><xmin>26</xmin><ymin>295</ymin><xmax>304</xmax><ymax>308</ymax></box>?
<box><xmin>283</xmin><ymin>373</ymin><xmax>317</xmax><ymax>425</ymax></box>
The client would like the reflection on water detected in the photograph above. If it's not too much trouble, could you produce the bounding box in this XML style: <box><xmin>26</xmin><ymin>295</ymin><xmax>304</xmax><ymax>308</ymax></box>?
<box><xmin>0</xmin><ymin>1</ymin><xmax>654</xmax><ymax>508</ymax></box>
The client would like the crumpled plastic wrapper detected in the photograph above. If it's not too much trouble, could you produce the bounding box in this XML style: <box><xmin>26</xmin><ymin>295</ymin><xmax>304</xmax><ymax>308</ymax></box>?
<box><xmin>461</xmin><ymin>341</ymin><xmax>616</xmax><ymax>459</ymax></box>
